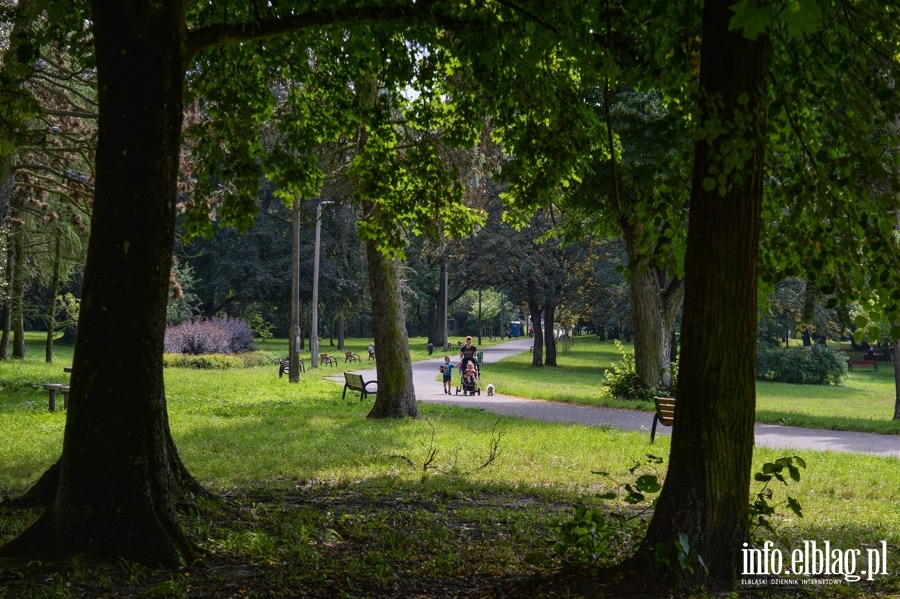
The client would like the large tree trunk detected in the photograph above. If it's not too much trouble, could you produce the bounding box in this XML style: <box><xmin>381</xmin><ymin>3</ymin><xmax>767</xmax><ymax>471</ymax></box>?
<box><xmin>543</xmin><ymin>303</ymin><xmax>557</xmax><ymax>367</ymax></box>
<box><xmin>627</xmin><ymin>233</ymin><xmax>684</xmax><ymax>391</ymax></box>
<box><xmin>641</xmin><ymin>0</ymin><xmax>770</xmax><ymax>584</ymax></box>
<box><xmin>0</xmin><ymin>1</ymin><xmax>200</xmax><ymax>566</ymax></box>
<box><xmin>893</xmin><ymin>336</ymin><xmax>900</xmax><ymax>420</ymax></box>
<box><xmin>364</xmin><ymin>232</ymin><xmax>418</xmax><ymax>418</ymax></box>
<box><xmin>1</xmin><ymin>232</ymin><xmax>13</xmax><ymax>360</ymax></box>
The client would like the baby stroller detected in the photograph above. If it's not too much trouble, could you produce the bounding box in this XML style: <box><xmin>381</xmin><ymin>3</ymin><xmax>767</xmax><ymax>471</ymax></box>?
<box><xmin>456</xmin><ymin>361</ymin><xmax>480</xmax><ymax>396</ymax></box>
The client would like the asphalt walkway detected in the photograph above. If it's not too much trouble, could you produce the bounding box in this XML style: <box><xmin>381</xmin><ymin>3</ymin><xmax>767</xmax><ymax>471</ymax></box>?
<box><xmin>349</xmin><ymin>337</ymin><xmax>900</xmax><ymax>458</ymax></box>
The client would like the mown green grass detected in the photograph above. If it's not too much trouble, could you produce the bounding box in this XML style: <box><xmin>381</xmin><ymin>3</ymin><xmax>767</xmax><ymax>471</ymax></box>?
<box><xmin>4</xmin><ymin>334</ymin><xmax>900</xmax><ymax>597</ymax></box>
<box><xmin>481</xmin><ymin>336</ymin><xmax>900</xmax><ymax>434</ymax></box>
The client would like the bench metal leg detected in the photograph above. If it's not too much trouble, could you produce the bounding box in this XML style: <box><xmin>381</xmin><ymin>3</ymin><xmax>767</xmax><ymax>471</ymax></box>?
<box><xmin>650</xmin><ymin>414</ymin><xmax>659</xmax><ymax>444</ymax></box>
<box><xmin>45</xmin><ymin>383</ymin><xmax>61</xmax><ymax>412</ymax></box>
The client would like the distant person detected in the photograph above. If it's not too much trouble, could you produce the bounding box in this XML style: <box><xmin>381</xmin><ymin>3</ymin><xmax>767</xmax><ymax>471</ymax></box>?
<box><xmin>459</xmin><ymin>336</ymin><xmax>477</xmax><ymax>370</ymax></box>
<box><xmin>440</xmin><ymin>356</ymin><xmax>455</xmax><ymax>395</ymax></box>
<box><xmin>368</xmin><ymin>342</ymin><xmax>376</xmax><ymax>360</ymax></box>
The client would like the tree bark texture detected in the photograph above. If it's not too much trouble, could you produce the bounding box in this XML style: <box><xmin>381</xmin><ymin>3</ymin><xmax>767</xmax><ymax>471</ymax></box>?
<box><xmin>893</xmin><ymin>337</ymin><xmax>900</xmax><ymax>420</ymax></box>
<box><xmin>543</xmin><ymin>303</ymin><xmax>557</xmax><ymax>366</ymax></box>
<box><xmin>1</xmin><ymin>1</ymin><xmax>199</xmax><ymax>566</ymax></box>
<box><xmin>1</xmin><ymin>232</ymin><xmax>13</xmax><ymax>360</ymax></box>
<box><xmin>626</xmin><ymin>224</ymin><xmax>684</xmax><ymax>391</ymax></box>
<box><xmin>642</xmin><ymin>0</ymin><xmax>770</xmax><ymax>583</ymax></box>
<box><xmin>364</xmin><ymin>229</ymin><xmax>418</xmax><ymax>418</ymax></box>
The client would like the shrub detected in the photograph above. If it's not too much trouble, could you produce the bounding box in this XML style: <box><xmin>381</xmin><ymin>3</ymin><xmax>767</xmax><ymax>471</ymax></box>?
<box><xmin>756</xmin><ymin>344</ymin><xmax>847</xmax><ymax>385</ymax></box>
<box><xmin>163</xmin><ymin>353</ymin><xmax>245</xmax><ymax>369</ymax></box>
<box><xmin>163</xmin><ymin>316</ymin><xmax>254</xmax><ymax>355</ymax></box>
<box><xmin>239</xmin><ymin>350</ymin><xmax>283</xmax><ymax>367</ymax></box>
<box><xmin>601</xmin><ymin>341</ymin><xmax>672</xmax><ymax>401</ymax></box>
<box><xmin>162</xmin><ymin>351</ymin><xmax>282</xmax><ymax>369</ymax></box>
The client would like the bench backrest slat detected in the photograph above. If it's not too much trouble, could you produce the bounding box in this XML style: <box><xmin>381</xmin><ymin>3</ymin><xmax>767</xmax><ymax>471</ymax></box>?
<box><xmin>654</xmin><ymin>397</ymin><xmax>676</xmax><ymax>426</ymax></box>
<box><xmin>345</xmin><ymin>373</ymin><xmax>364</xmax><ymax>387</ymax></box>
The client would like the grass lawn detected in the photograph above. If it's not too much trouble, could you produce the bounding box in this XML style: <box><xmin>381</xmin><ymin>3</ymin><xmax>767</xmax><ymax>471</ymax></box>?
<box><xmin>484</xmin><ymin>336</ymin><xmax>900</xmax><ymax>434</ymax></box>
<box><xmin>2</xmin><ymin>334</ymin><xmax>900</xmax><ymax>597</ymax></box>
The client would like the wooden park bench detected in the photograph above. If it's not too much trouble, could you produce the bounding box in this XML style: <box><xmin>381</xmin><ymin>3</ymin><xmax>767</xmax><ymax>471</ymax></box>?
<box><xmin>44</xmin><ymin>383</ymin><xmax>70</xmax><ymax>412</ymax></box>
<box><xmin>320</xmin><ymin>354</ymin><xmax>337</xmax><ymax>367</ymax></box>
<box><xmin>651</xmin><ymin>396</ymin><xmax>676</xmax><ymax>443</ymax></box>
<box><xmin>342</xmin><ymin>372</ymin><xmax>377</xmax><ymax>401</ymax></box>
<box><xmin>848</xmin><ymin>359</ymin><xmax>878</xmax><ymax>372</ymax></box>
<box><xmin>278</xmin><ymin>358</ymin><xmax>305</xmax><ymax>377</ymax></box>
<box><xmin>345</xmin><ymin>351</ymin><xmax>361</xmax><ymax>362</ymax></box>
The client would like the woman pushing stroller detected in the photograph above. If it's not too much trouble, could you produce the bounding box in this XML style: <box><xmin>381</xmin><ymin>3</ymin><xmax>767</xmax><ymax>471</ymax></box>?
<box><xmin>459</xmin><ymin>336</ymin><xmax>477</xmax><ymax>371</ymax></box>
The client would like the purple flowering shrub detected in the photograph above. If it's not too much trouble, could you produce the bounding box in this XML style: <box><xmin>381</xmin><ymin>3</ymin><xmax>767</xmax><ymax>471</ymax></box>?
<box><xmin>163</xmin><ymin>316</ymin><xmax>254</xmax><ymax>354</ymax></box>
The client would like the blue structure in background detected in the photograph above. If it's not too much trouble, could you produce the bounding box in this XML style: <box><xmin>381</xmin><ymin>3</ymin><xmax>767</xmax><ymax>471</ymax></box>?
<box><xmin>510</xmin><ymin>320</ymin><xmax>522</xmax><ymax>337</ymax></box>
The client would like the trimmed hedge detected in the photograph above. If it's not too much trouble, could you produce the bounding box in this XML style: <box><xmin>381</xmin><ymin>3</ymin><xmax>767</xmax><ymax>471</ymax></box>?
<box><xmin>756</xmin><ymin>344</ymin><xmax>847</xmax><ymax>385</ymax></box>
<box><xmin>163</xmin><ymin>351</ymin><xmax>283</xmax><ymax>369</ymax></box>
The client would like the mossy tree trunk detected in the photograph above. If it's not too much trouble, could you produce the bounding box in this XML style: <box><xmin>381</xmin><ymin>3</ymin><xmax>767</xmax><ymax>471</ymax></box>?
<box><xmin>641</xmin><ymin>0</ymin><xmax>770</xmax><ymax>583</ymax></box>
<box><xmin>364</xmin><ymin>225</ymin><xmax>418</xmax><ymax>419</ymax></box>
<box><xmin>0</xmin><ymin>0</ymin><xmax>201</xmax><ymax>566</ymax></box>
<box><xmin>626</xmin><ymin>224</ymin><xmax>684</xmax><ymax>392</ymax></box>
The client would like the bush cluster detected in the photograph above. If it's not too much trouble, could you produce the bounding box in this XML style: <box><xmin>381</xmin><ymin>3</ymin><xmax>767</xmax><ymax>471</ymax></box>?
<box><xmin>756</xmin><ymin>344</ymin><xmax>847</xmax><ymax>385</ymax></box>
<box><xmin>163</xmin><ymin>316</ymin><xmax>254</xmax><ymax>355</ymax></box>
<box><xmin>163</xmin><ymin>353</ymin><xmax>245</xmax><ymax>369</ymax></box>
<box><xmin>601</xmin><ymin>341</ymin><xmax>674</xmax><ymax>401</ymax></box>
<box><xmin>162</xmin><ymin>351</ymin><xmax>282</xmax><ymax>369</ymax></box>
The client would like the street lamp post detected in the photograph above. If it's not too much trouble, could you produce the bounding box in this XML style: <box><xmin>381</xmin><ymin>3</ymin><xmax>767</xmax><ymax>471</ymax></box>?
<box><xmin>310</xmin><ymin>200</ymin><xmax>332</xmax><ymax>368</ymax></box>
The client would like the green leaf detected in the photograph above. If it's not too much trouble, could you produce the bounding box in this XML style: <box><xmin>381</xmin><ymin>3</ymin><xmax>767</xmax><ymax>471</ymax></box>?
<box><xmin>729</xmin><ymin>0</ymin><xmax>776</xmax><ymax>40</ymax></box>
<box><xmin>676</xmin><ymin>532</ymin><xmax>691</xmax><ymax>555</ymax></box>
<box><xmin>782</xmin><ymin>0</ymin><xmax>823</xmax><ymax>37</ymax></box>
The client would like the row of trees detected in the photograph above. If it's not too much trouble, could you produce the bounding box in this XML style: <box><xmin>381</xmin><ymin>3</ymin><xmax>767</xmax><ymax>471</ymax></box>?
<box><xmin>1</xmin><ymin>0</ymin><xmax>898</xmax><ymax>589</ymax></box>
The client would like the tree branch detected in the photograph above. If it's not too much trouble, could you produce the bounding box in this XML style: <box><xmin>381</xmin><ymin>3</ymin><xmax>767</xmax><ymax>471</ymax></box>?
<box><xmin>185</xmin><ymin>4</ymin><xmax>418</xmax><ymax>66</ymax></box>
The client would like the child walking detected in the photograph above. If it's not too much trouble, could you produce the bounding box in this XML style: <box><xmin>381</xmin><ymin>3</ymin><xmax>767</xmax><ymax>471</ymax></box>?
<box><xmin>440</xmin><ymin>355</ymin><xmax>455</xmax><ymax>394</ymax></box>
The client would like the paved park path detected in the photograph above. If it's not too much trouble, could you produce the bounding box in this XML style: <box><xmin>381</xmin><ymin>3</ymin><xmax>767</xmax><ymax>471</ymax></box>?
<box><xmin>348</xmin><ymin>337</ymin><xmax>900</xmax><ymax>458</ymax></box>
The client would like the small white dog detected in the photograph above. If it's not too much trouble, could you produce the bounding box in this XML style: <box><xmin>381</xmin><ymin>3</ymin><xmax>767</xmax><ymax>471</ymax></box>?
<box><xmin>486</xmin><ymin>383</ymin><xmax>495</xmax><ymax>396</ymax></box>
